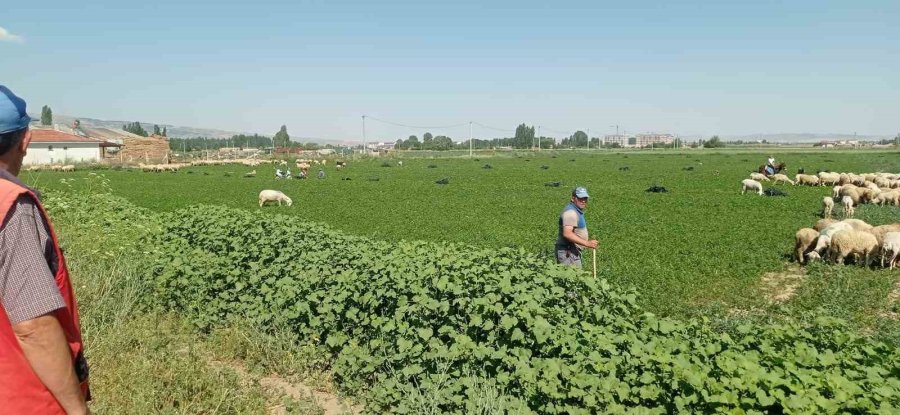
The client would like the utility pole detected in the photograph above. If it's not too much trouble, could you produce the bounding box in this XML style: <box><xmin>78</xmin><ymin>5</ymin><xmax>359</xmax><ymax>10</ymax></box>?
<box><xmin>469</xmin><ymin>121</ymin><xmax>473</xmax><ymax>158</ymax></box>
<box><xmin>537</xmin><ymin>125</ymin><xmax>541</xmax><ymax>151</ymax></box>
<box><xmin>362</xmin><ymin>115</ymin><xmax>367</xmax><ymax>156</ymax></box>
<box><xmin>587</xmin><ymin>128</ymin><xmax>591</xmax><ymax>150</ymax></box>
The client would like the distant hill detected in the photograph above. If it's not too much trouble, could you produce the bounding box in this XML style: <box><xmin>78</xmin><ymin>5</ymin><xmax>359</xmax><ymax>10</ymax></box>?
<box><xmin>41</xmin><ymin>114</ymin><xmax>246</xmax><ymax>139</ymax></box>
<box><xmin>720</xmin><ymin>133</ymin><xmax>893</xmax><ymax>143</ymax></box>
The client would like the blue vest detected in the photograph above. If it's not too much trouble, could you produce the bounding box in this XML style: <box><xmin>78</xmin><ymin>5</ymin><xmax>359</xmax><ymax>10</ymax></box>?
<box><xmin>556</xmin><ymin>202</ymin><xmax>586</xmax><ymax>251</ymax></box>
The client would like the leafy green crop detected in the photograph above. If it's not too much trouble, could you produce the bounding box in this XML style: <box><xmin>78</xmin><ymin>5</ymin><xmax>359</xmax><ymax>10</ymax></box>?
<box><xmin>149</xmin><ymin>205</ymin><xmax>900</xmax><ymax>414</ymax></box>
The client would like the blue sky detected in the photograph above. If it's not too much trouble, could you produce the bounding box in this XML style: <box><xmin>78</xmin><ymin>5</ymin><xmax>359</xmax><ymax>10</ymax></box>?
<box><xmin>2</xmin><ymin>0</ymin><xmax>898</xmax><ymax>141</ymax></box>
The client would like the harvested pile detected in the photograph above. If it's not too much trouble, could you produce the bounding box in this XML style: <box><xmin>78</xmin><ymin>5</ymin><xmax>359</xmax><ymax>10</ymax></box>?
<box><xmin>544</xmin><ymin>181</ymin><xmax>561</xmax><ymax>187</ymax></box>
<box><xmin>482</xmin><ymin>164</ymin><xmax>492</xmax><ymax>169</ymax></box>
<box><xmin>435</xmin><ymin>177</ymin><xmax>450</xmax><ymax>185</ymax></box>
<box><xmin>764</xmin><ymin>188</ymin><xmax>787</xmax><ymax>197</ymax></box>
<box><xmin>645</xmin><ymin>185</ymin><xmax>669</xmax><ymax>193</ymax></box>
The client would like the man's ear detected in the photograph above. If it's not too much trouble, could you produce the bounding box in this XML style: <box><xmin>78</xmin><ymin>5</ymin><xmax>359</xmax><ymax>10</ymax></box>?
<box><xmin>18</xmin><ymin>129</ymin><xmax>31</xmax><ymax>153</ymax></box>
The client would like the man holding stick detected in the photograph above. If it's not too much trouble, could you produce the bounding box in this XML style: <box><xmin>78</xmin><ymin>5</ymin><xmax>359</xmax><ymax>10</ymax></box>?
<box><xmin>555</xmin><ymin>187</ymin><xmax>598</xmax><ymax>269</ymax></box>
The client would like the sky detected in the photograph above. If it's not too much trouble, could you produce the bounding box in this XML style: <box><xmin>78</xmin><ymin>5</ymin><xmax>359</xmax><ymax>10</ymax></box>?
<box><xmin>2</xmin><ymin>0</ymin><xmax>898</xmax><ymax>142</ymax></box>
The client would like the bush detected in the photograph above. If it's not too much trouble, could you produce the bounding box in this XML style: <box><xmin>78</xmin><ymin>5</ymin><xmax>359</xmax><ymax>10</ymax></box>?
<box><xmin>149</xmin><ymin>206</ymin><xmax>900</xmax><ymax>414</ymax></box>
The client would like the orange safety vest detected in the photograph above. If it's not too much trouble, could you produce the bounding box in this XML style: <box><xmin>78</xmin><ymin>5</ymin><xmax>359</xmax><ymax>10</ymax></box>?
<box><xmin>0</xmin><ymin>179</ymin><xmax>89</xmax><ymax>413</ymax></box>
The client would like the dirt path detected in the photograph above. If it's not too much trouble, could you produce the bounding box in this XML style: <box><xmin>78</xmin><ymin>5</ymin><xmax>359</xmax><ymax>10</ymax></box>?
<box><xmin>207</xmin><ymin>358</ymin><xmax>362</xmax><ymax>415</ymax></box>
<box><xmin>760</xmin><ymin>264</ymin><xmax>807</xmax><ymax>304</ymax></box>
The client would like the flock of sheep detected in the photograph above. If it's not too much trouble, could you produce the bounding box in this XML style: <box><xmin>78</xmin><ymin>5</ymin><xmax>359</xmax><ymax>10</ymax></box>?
<box><xmin>795</xmin><ymin>218</ymin><xmax>900</xmax><ymax>269</ymax></box>
<box><xmin>787</xmin><ymin>170</ymin><xmax>900</xmax><ymax>269</ymax></box>
<box><xmin>24</xmin><ymin>164</ymin><xmax>76</xmax><ymax>172</ymax></box>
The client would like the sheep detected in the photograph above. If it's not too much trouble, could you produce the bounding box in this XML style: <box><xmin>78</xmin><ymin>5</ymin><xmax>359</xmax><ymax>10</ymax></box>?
<box><xmin>809</xmin><ymin>221</ymin><xmax>855</xmax><ymax>257</ymax></box>
<box><xmin>827</xmin><ymin>230</ymin><xmax>878</xmax><ymax>266</ymax></box>
<box><xmin>398</xmin><ymin>160</ymin><xmax>403</xmax><ymax>167</ymax></box>
<box><xmin>258</xmin><ymin>190</ymin><xmax>293</xmax><ymax>207</ymax></box>
<box><xmin>795</xmin><ymin>174</ymin><xmax>820</xmax><ymax>186</ymax></box>
<box><xmin>831</xmin><ymin>185</ymin><xmax>843</xmax><ymax>199</ymax></box>
<box><xmin>750</xmin><ymin>173</ymin><xmax>770</xmax><ymax>182</ymax></box>
<box><xmin>874</xmin><ymin>189</ymin><xmax>900</xmax><ymax>206</ymax></box>
<box><xmin>881</xmin><ymin>232</ymin><xmax>900</xmax><ymax>269</ymax></box>
<box><xmin>841</xmin><ymin>195</ymin><xmax>854</xmax><ymax>218</ymax></box>
<box><xmin>868</xmin><ymin>224</ymin><xmax>900</xmax><ymax>246</ymax></box>
<box><xmin>822</xmin><ymin>197</ymin><xmax>834</xmax><ymax>218</ymax></box>
<box><xmin>741</xmin><ymin>179</ymin><xmax>763</xmax><ymax>195</ymax></box>
<box><xmin>860</xmin><ymin>188</ymin><xmax>881</xmax><ymax>204</ymax></box>
<box><xmin>813</xmin><ymin>218</ymin><xmax>837</xmax><ymax>232</ymax></box>
<box><xmin>838</xmin><ymin>173</ymin><xmax>852</xmax><ymax>185</ymax></box>
<box><xmin>840</xmin><ymin>218</ymin><xmax>873</xmax><ymax>232</ymax></box>
<box><xmin>839</xmin><ymin>186</ymin><xmax>861</xmax><ymax>205</ymax></box>
<box><xmin>794</xmin><ymin>228</ymin><xmax>820</xmax><ymax>264</ymax></box>
<box><xmin>244</xmin><ymin>170</ymin><xmax>256</xmax><ymax>178</ymax></box>
<box><xmin>771</xmin><ymin>174</ymin><xmax>794</xmax><ymax>185</ymax></box>
<box><xmin>818</xmin><ymin>172</ymin><xmax>840</xmax><ymax>186</ymax></box>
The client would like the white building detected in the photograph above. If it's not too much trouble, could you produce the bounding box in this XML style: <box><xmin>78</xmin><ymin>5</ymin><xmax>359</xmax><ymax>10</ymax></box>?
<box><xmin>24</xmin><ymin>129</ymin><xmax>109</xmax><ymax>165</ymax></box>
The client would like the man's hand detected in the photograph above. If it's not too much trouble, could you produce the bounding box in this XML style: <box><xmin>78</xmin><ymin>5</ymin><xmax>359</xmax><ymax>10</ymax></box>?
<box><xmin>584</xmin><ymin>239</ymin><xmax>599</xmax><ymax>249</ymax></box>
<box><xmin>13</xmin><ymin>314</ymin><xmax>89</xmax><ymax>415</ymax></box>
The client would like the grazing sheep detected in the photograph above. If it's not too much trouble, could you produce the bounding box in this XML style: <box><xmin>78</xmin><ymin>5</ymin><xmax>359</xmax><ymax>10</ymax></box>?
<box><xmin>840</xmin><ymin>218</ymin><xmax>873</xmax><ymax>232</ymax></box>
<box><xmin>771</xmin><ymin>174</ymin><xmax>794</xmax><ymax>185</ymax></box>
<box><xmin>795</xmin><ymin>174</ymin><xmax>820</xmax><ymax>186</ymax></box>
<box><xmin>740</xmin><ymin>179</ymin><xmax>763</xmax><ymax>195</ymax></box>
<box><xmin>794</xmin><ymin>228</ymin><xmax>820</xmax><ymax>264</ymax></box>
<box><xmin>828</xmin><ymin>230</ymin><xmax>878</xmax><ymax>266</ymax></box>
<box><xmin>860</xmin><ymin>188</ymin><xmax>881</xmax><ymax>204</ymax></box>
<box><xmin>869</xmin><ymin>224</ymin><xmax>900</xmax><ymax>246</ymax></box>
<box><xmin>813</xmin><ymin>218</ymin><xmax>837</xmax><ymax>232</ymax></box>
<box><xmin>817</xmin><ymin>172</ymin><xmax>840</xmax><ymax>186</ymax></box>
<box><xmin>806</xmin><ymin>251</ymin><xmax>822</xmax><ymax>262</ymax></box>
<box><xmin>244</xmin><ymin>170</ymin><xmax>256</xmax><ymax>178</ymax></box>
<box><xmin>822</xmin><ymin>197</ymin><xmax>834</xmax><ymax>218</ymax></box>
<box><xmin>831</xmin><ymin>185</ymin><xmax>843</xmax><ymax>199</ymax></box>
<box><xmin>810</xmin><ymin>222</ymin><xmax>855</xmax><ymax>256</ymax></box>
<box><xmin>881</xmin><ymin>232</ymin><xmax>900</xmax><ymax>269</ymax></box>
<box><xmin>398</xmin><ymin>160</ymin><xmax>403</xmax><ymax>167</ymax></box>
<box><xmin>258</xmin><ymin>190</ymin><xmax>292</xmax><ymax>207</ymax></box>
<box><xmin>750</xmin><ymin>172</ymin><xmax>770</xmax><ymax>182</ymax></box>
<box><xmin>839</xmin><ymin>186</ymin><xmax>861</xmax><ymax>205</ymax></box>
<box><xmin>841</xmin><ymin>196</ymin><xmax>854</xmax><ymax>218</ymax></box>
<box><xmin>874</xmin><ymin>189</ymin><xmax>900</xmax><ymax>206</ymax></box>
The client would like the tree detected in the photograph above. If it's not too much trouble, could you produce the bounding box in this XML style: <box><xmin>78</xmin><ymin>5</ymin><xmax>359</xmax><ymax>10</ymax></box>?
<box><xmin>514</xmin><ymin>124</ymin><xmax>535</xmax><ymax>148</ymax></box>
<box><xmin>162</xmin><ymin>126</ymin><xmax>167</xmax><ymax>137</ymax></box>
<box><xmin>273</xmin><ymin>125</ymin><xmax>290</xmax><ymax>148</ymax></box>
<box><xmin>40</xmin><ymin>105</ymin><xmax>52</xmax><ymax>126</ymax></box>
<box><xmin>703</xmin><ymin>135</ymin><xmax>725</xmax><ymax>148</ymax></box>
<box><xmin>153</xmin><ymin>125</ymin><xmax>161</xmax><ymax>135</ymax></box>
<box><xmin>123</xmin><ymin>121</ymin><xmax>148</xmax><ymax>137</ymax></box>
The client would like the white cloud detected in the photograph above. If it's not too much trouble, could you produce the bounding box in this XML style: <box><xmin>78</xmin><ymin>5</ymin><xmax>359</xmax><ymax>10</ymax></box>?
<box><xmin>0</xmin><ymin>26</ymin><xmax>24</xmax><ymax>43</ymax></box>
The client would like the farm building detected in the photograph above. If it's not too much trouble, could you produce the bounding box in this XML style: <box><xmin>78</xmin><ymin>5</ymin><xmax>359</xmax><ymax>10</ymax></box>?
<box><xmin>81</xmin><ymin>127</ymin><xmax>171</xmax><ymax>163</ymax></box>
<box><xmin>24</xmin><ymin>128</ymin><xmax>119</xmax><ymax>165</ymax></box>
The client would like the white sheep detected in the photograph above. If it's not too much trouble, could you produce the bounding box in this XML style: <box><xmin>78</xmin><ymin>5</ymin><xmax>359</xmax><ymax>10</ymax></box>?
<box><xmin>741</xmin><ymin>179</ymin><xmax>763</xmax><ymax>196</ymax></box>
<box><xmin>881</xmin><ymin>232</ymin><xmax>900</xmax><ymax>269</ymax></box>
<box><xmin>817</xmin><ymin>172</ymin><xmax>840</xmax><ymax>186</ymax></box>
<box><xmin>822</xmin><ymin>197</ymin><xmax>834</xmax><ymax>218</ymax></box>
<box><xmin>809</xmin><ymin>221</ymin><xmax>855</xmax><ymax>257</ymax></box>
<box><xmin>398</xmin><ymin>160</ymin><xmax>403</xmax><ymax>167</ymax></box>
<box><xmin>795</xmin><ymin>174</ymin><xmax>820</xmax><ymax>186</ymax></box>
<box><xmin>841</xmin><ymin>196</ymin><xmax>854</xmax><ymax>218</ymax></box>
<box><xmin>875</xmin><ymin>189</ymin><xmax>900</xmax><ymax>206</ymax></box>
<box><xmin>831</xmin><ymin>185</ymin><xmax>843</xmax><ymax>199</ymax></box>
<box><xmin>244</xmin><ymin>170</ymin><xmax>256</xmax><ymax>178</ymax></box>
<box><xmin>827</xmin><ymin>230</ymin><xmax>878</xmax><ymax>266</ymax></box>
<box><xmin>750</xmin><ymin>172</ymin><xmax>770</xmax><ymax>182</ymax></box>
<box><xmin>813</xmin><ymin>218</ymin><xmax>837</xmax><ymax>232</ymax></box>
<box><xmin>771</xmin><ymin>174</ymin><xmax>794</xmax><ymax>185</ymax></box>
<box><xmin>840</xmin><ymin>218</ymin><xmax>873</xmax><ymax>232</ymax></box>
<box><xmin>258</xmin><ymin>190</ymin><xmax>293</xmax><ymax>207</ymax></box>
<box><xmin>794</xmin><ymin>228</ymin><xmax>819</xmax><ymax>264</ymax></box>
<box><xmin>839</xmin><ymin>186</ymin><xmax>861</xmax><ymax>205</ymax></box>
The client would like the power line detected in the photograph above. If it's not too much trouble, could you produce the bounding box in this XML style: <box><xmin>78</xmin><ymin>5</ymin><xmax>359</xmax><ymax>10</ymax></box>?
<box><xmin>471</xmin><ymin>121</ymin><xmax>510</xmax><ymax>133</ymax></box>
<box><xmin>364</xmin><ymin>115</ymin><xmax>469</xmax><ymax>130</ymax></box>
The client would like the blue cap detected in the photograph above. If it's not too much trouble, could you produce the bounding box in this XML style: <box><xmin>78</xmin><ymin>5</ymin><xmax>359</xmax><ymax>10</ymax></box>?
<box><xmin>0</xmin><ymin>86</ymin><xmax>31</xmax><ymax>134</ymax></box>
<box><xmin>573</xmin><ymin>187</ymin><xmax>589</xmax><ymax>198</ymax></box>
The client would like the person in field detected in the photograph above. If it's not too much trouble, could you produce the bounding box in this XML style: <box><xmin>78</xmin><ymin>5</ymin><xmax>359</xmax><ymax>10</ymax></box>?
<box><xmin>765</xmin><ymin>155</ymin><xmax>776</xmax><ymax>175</ymax></box>
<box><xmin>0</xmin><ymin>85</ymin><xmax>91</xmax><ymax>414</ymax></box>
<box><xmin>555</xmin><ymin>187</ymin><xmax>598</xmax><ymax>267</ymax></box>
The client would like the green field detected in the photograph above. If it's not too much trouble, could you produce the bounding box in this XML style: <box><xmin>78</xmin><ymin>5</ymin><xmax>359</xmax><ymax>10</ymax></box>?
<box><xmin>28</xmin><ymin>149</ymin><xmax>900</xmax><ymax>323</ymax></box>
<box><xmin>34</xmin><ymin>149</ymin><xmax>900</xmax><ymax>413</ymax></box>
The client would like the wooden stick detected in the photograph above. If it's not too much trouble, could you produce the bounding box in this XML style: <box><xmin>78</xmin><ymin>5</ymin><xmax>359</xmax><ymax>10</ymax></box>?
<box><xmin>592</xmin><ymin>248</ymin><xmax>597</xmax><ymax>279</ymax></box>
